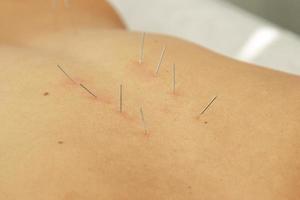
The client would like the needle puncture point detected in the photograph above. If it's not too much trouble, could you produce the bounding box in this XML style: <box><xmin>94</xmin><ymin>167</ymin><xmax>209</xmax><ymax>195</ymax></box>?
<box><xmin>200</xmin><ymin>96</ymin><xmax>218</xmax><ymax>116</ymax></box>
<box><xmin>119</xmin><ymin>84</ymin><xmax>123</xmax><ymax>113</ymax></box>
<box><xmin>172</xmin><ymin>64</ymin><xmax>176</xmax><ymax>94</ymax></box>
<box><xmin>139</xmin><ymin>32</ymin><xmax>146</xmax><ymax>64</ymax></box>
<box><xmin>56</xmin><ymin>64</ymin><xmax>76</xmax><ymax>84</ymax></box>
<box><xmin>155</xmin><ymin>45</ymin><xmax>166</xmax><ymax>75</ymax></box>
<box><xmin>140</xmin><ymin>107</ymin><xmax>147</xmax><ymax>134</ymax></box>
<box><xmin>80</xmin><ymin>83</ymin><xmax>97</xmax><ymax>98</ymax></box>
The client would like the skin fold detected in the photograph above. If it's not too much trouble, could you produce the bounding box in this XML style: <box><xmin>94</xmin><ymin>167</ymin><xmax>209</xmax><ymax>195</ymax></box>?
<box><xmin>0</xmin><ymin>0</ymin><xmax>299</xmax><ymax>199</ymax></box>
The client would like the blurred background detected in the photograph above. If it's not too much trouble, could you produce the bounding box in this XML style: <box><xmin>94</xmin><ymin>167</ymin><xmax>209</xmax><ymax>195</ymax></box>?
<box><xmin>108</xmin><ymin>0</ymin><xmax>300</xmax><ymax>75</ymax></box>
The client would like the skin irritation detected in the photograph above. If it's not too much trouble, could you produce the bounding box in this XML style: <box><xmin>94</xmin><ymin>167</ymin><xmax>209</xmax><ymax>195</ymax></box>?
<box><xmin>56</xmin><ymin>64</ymin><xmax>140</xmax><ymax>126</ymax></box>
<box><xmin>56</xmin><ymin>65</ymin><xmax>113</xmax><ymax>104</ymax></box>
<box><xmin>1</xmin><ymin>1</ymin><xmax>210</xmax><ymax>200</ymax></box>
<box><xmin>1</xmin><ymin>1</ymin><xmax>300</xmax><ymax>200</ymax></box>
<box><xmin>60</xmin><ymin>75</ymin><xmax>133</xmax><ymax>127</ymax></box>
<box><xmin>52</xmin><ymin>29</ymin><xmax>213</xmax><ymax>137</ymax></box>
<box><xmin>54</xmin><ymin>32</ymin><xmax>216</xmax><ymax>136</ymax></box>
<box><xmin>128</xmin><ymin>60</ymin><xmax>156</xmax><ymax>81</ymax></box>
<box><xmin>4</xmin><ymin>28</ymin><xmax>298</xmax><ymax>200</ymax></box>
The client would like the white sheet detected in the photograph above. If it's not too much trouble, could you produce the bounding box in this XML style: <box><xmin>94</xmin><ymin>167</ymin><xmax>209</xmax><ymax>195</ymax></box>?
<box><xmin>108</xmin><ymin>0</ymin><xmax>300</xmax><ymax>75</ymax></box>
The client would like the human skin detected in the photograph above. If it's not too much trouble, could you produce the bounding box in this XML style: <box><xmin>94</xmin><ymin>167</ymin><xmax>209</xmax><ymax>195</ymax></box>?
<box><xmin>0</xmin><ymin>1</ymin><xmax>299</xmax><ymax>199</ymax></box>
<box><xmin>0</xmin><ymin>0</ymin><xmax>125</xmax><ymax>43</ymax></box>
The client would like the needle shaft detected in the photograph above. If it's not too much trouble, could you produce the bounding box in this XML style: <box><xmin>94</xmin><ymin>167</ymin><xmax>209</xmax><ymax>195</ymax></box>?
<box><xmin>140</xmin><ymin>107</ymin><xmax>147</xmax><ymax>134</ymax></box>
<box><xmin>200</xmin><ymin>96</ymin><xmax>218</xmax><ymax>115</ymax></box>
<box><xmin>80</xmin><ymin>83</ymin><xmax>97</xmax><ymax>98</ymax></box>
<box><xmin>139</xmin><ymin>32</ymin><xmax>145</xmax><ymax>64</ymax></box>
<box><xmin>172</xmin><ymin>64</ymin><xmax>176</xmax><ymax>93</ymax></box>
<box><xmin>120</xmin><ymin>84</ymin><xmax>123</xmax><ymax>112</ymax></box>
<box><xmin>155</xmin><ymin>46</ymin><xmax>166</xmax><ymax>74</ymax></box>
<box><xmin>57</xmin><ymin>64</ymin><xmax>76</xmax><ymax>84</ymax></box>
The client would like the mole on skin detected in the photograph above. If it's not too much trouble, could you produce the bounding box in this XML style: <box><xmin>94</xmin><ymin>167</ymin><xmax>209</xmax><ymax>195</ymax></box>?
<box><xmin>43</xmin><ymin>92</ymin><xmax>49</xmax><ymax>96</ymax></box>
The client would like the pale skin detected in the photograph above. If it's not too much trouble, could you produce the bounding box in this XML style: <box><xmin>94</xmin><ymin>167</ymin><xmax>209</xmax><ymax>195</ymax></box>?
<box><xmin>0</xmin><ymin>0</ymin><xmax>299</xmax><ymax>199</ymax></box>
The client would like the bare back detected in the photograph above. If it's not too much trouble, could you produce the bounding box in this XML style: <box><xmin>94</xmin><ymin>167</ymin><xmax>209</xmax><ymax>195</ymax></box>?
<box><xmin>0</xmin><ymin>1</ymin><xmax>299</xmax><ymax>199</ymax></box>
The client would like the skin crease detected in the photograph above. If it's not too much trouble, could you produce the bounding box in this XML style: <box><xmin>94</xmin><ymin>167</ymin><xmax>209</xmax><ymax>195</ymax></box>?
<box><xmin>0</xmin><ymin>0</ymin><xmax>299</xmax><ymax>200</ymax></box>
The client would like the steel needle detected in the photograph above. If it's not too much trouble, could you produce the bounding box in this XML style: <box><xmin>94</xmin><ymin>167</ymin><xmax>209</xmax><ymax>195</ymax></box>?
<box><xmin>80</xmin><ymin>83</ymin><xmax>97</xmax><ymax>98</ymax></box>
<box><xmin>140</xmin><ymin>107</ymin><xmax>147</xmax><ymax>134</ymax></box>
<box><xmin>56</xmin><ymin>64</ymin><xmax>76</xmax><ymax>84</ymax></box>
<box><xmin>139</xmin><ymin>32</ymin><xmax>145</xmax><ymax>64</ymax></box>
<box><xmin>200</xmin><ymin>96</ymin><xmax>218</xmax><ymax>115</ymax></box>
<box><xmin>155</xmin><ymin>45</ymin><xmax>166</xmax><ymax>75</ymax></box>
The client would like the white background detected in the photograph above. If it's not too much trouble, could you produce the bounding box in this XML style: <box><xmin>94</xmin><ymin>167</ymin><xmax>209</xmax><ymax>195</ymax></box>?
<box><xmin>108</xmin><ymin>0</ymin><xmax>300</xmax><ymax>75</ymax></box>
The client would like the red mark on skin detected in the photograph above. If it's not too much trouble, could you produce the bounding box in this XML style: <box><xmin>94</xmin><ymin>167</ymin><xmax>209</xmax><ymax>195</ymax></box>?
<box><xmin>86</xmin><ymin>93</ymin><xmax>113</xmax><ymax>105</ymax></box>
<box><xmin>144</xmin><ymin>132</ymin><xmax>150</xmax><ymax>138</ymax></box>
<box><xmin>128</xmin><ymin>60</ymin><xmax>156</xmax><ymax>80</ymax></box>
<box><xmin>115</xmin><ymin>110</ymin><xmax>136</xmax><ymax>122</ymax></box>
<box><xmin>61</xmin><ymin>77</ymin><xmax>86</xmax><ymax>87</ymax></box>
<box><xmin>98</xmin><ymin>94</ymin><xmax>112</xmax><ymax>104</ymax></box>
<box><xmin>160</xmin><ymin>106</ymin><xmax>171</xmax><ymax>114</ymax></box>
<box><xmin>43</xmin><ymin>92</ymin><xmax>49</xmax><ymax>96</ymax></box>
<box><xmin>59</xmin><ymin>75</ymin><xmax>114</xmax><ymax>105</ymax></box>
<box><xmin>116</xmin><ymin>110</ymin><xmax>137</xmax><ymax>122</ymax></box>
<box><xmin>168</xmin><ymin>89</ymin><xmax>183</xmax><ymax>98</ymax></box>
